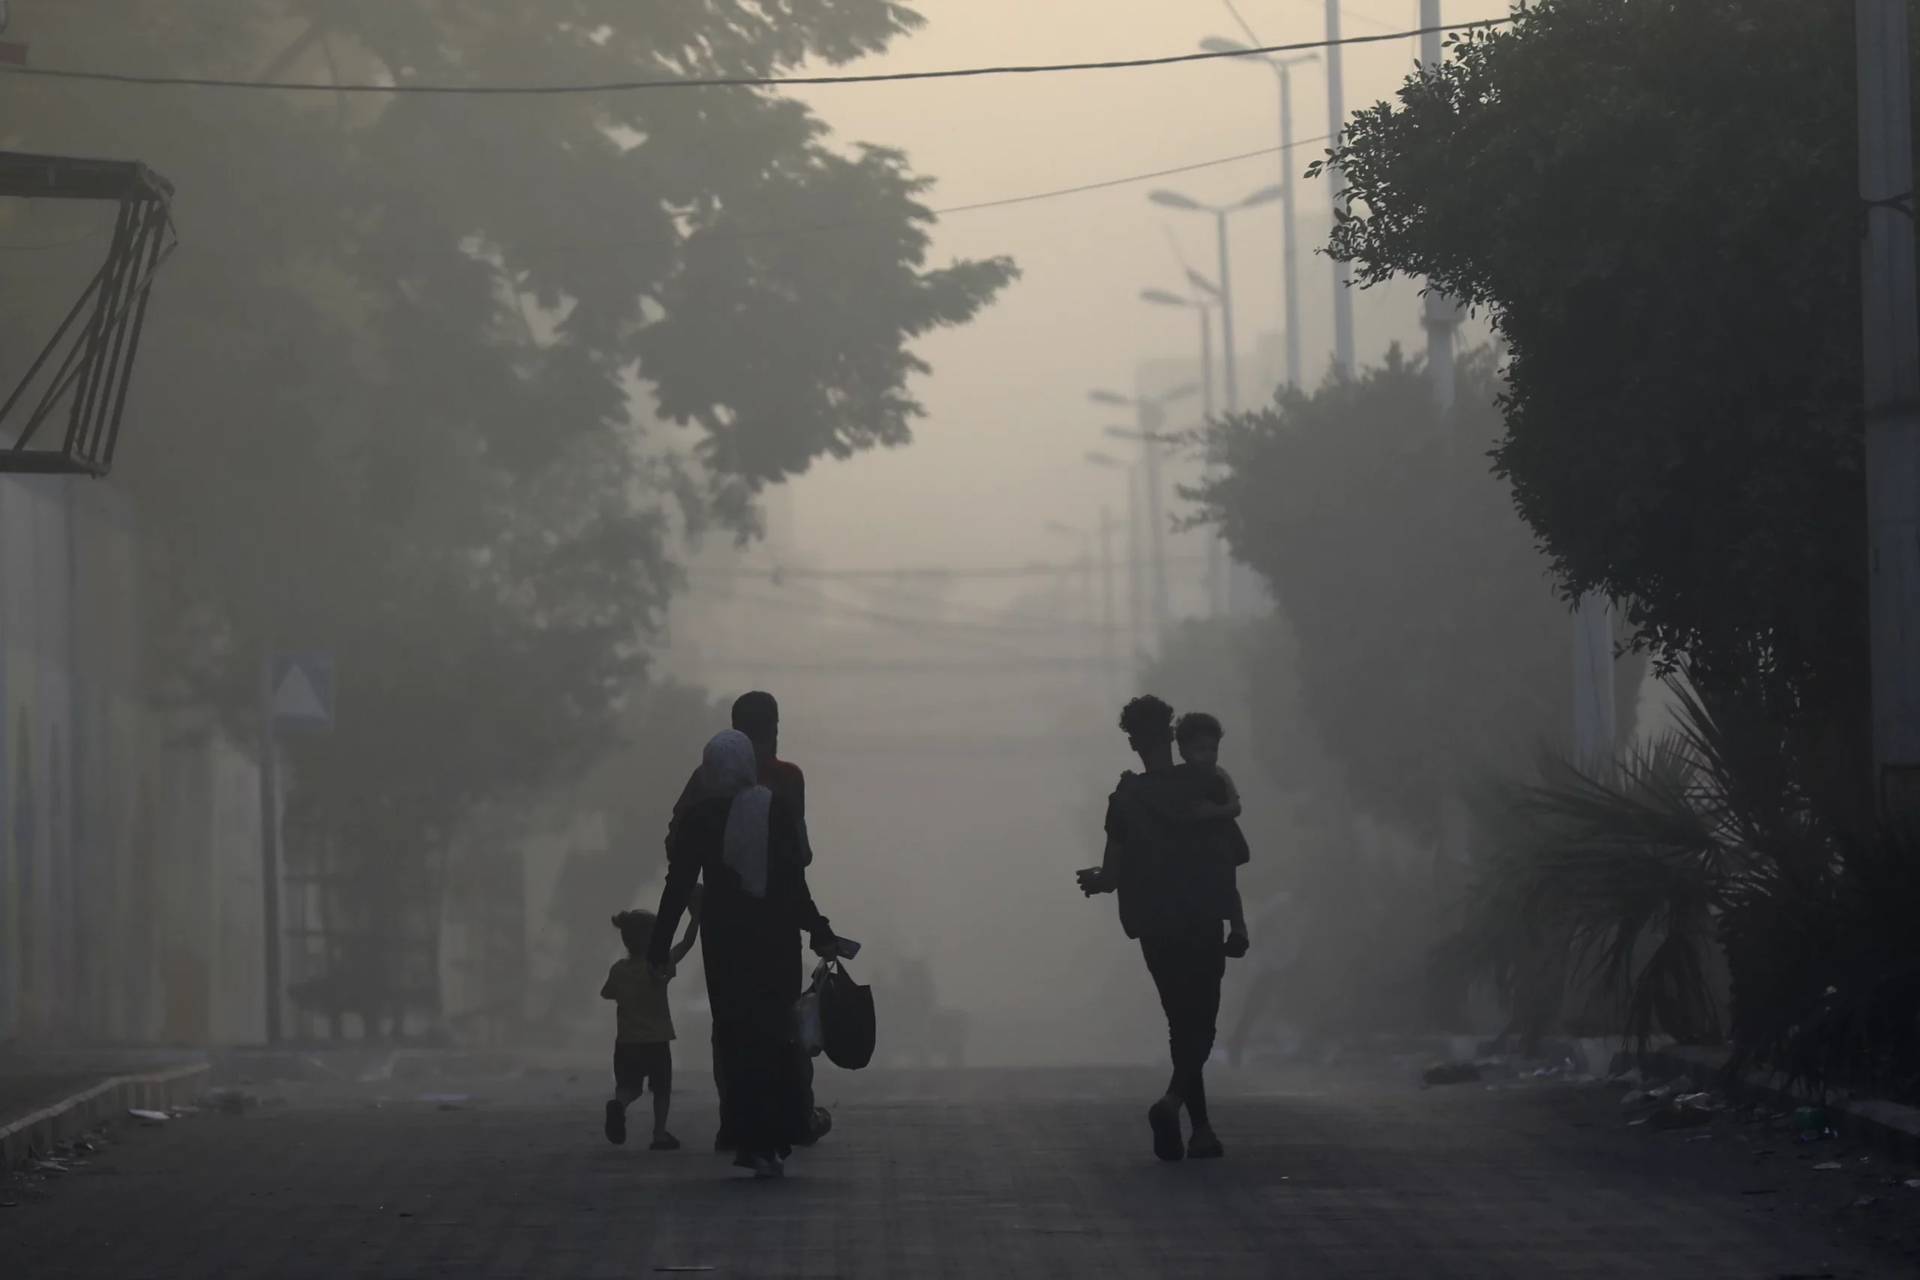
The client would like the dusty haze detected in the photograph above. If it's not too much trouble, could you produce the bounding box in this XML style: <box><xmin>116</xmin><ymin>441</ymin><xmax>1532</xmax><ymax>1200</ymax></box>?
<box><xmin>657</xmin><ymin>0</ymin><xmax>1508</xmax><ymax>1066</ymax></box>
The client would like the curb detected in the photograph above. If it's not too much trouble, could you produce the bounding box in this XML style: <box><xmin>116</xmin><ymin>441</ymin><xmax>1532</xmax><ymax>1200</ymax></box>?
<box><xmin>0</xmin><ymin>1061</ymin><xmax>210</xmax><ymax>1171</ymax></box>
<box><xmin>1642</xmin><ymin>1045</ymin><xmax>1920</xmax><ymax>1165</ymax></box>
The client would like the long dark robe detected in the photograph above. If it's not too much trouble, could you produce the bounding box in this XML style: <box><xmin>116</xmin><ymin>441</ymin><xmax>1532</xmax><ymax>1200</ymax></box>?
<box><xmin>651</xmin><ymin>795</ymin><xmax>829</xmax><ymax>1157</ymax></box>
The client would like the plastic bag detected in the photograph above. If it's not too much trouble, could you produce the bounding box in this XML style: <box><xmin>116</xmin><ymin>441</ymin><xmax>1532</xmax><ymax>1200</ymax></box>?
<box><xmin>793</xmin><ymin>965</ymin><xmax>826</xmax><ymax>1057</ymax></box>
<box><xmin>819</xmin><ymin>958</ymin><xmax>876</xmax><ymax>1071</ymax></box>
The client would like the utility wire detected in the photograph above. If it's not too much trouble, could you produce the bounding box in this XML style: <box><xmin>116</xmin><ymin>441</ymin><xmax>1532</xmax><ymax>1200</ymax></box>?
<box><xmin>0</xmin><ymin>20</ymin><xmax>1509</xmax><ymax>96</ymax></box>
<box><xmin>333</xmin><ymin>133</ymin><xmax>1336</xmax><ymax>261</ymax></box>
<box><xmin>4</xmin><ymin>136</ymin><xmax>1328</xmax><ymax>258</ymax></box>
<box><xmin>929</xmin><ymin>136</ymin><xmax>1327</xmax><ymax>218</ymax></box>
<box><xmin>694</xmin><ymin>581</ymin><xmax>1122</xmax><ymax>637</ymax></box>
<box><xmin>698</xmin><ymin>553</ymin><xmax>1207</xmax><ymax>582</ymax></box>
<box><xmin>0</xmin><ymin>135</ymin><xmax>1329</xmax><ymax>258</ymax></box>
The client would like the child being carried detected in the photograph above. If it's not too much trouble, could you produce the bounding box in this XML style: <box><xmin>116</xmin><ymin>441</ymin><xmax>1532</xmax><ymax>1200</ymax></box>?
<box><xmin>1172</xmin><ymin>712</ymin><xmax>1252</xmax><ymax>959</ymax></box>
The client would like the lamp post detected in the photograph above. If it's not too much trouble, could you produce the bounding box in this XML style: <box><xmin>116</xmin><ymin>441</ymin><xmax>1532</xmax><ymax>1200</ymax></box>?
<box><xmin>1146</xmin><ymin>185</ymin><xmax>1283</xmax><ymax>420</ymax></box>
<box><xmin>1321</xmin><ymin>1</ymin><xmax>1354</xmax><ymax>373</ymax></box>
<box><xmin>1048</xmin><ymin>514</ymin><xmax>1119</xmax><ymax>699</ymax></box>
<box><xmin>1043</xmin><ymin>519</ymin><xmax>1097</xmax><ymax>632</ymax></box>
<box><xmin>1142</xmin><ymin>284</ymin><xmax>1226</xmax><ymax>617</ymax></box>
<box><xmin>1141</xmin><ymin>287</ymin><xmax>1217</xmax><ymax>424</ymax></box>
<box><xmin>1090</xmin><ymin>382</ymin><xmax>1198</xmax><ymax>648</ymax></box>
<box><xmin>1201</xmin><ymin>36</ymin><xmax>1317</xmax><ymax>390</ymax></box>
<box><xmin>1141</xmin><ymin>192</ymin><xmax>1275</xmax><ymax>621</ymax></box>
<box><xmin>1087</xmin><ymin>451</ymin><xmax>1140</xmax><ymax>680</ymax></box>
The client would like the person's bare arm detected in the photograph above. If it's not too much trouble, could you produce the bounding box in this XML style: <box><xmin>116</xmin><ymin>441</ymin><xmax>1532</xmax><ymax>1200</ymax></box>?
<box><xmin>1224</xmin><ymin>883</ymin><xmax>1250</xmax><ymax>957</ymax></box>
<box><xmin>651</xmin><ymin>825</ymin><xmax>702</xmax><ymax>976</ymax></box>
<box><xmin>664</xmin><ymin>767</ymin><xmax>701</xmax><ymax>856</ymax></box>
<box><xmin>1079</xmin><ymin>784</ymin><xmax>1129</xmax><ymax>896</ymax></box>
<box><xmin>668</xmin><ymin>886</ymin><xmax>704</xmax><ymax>965</ymax></box>
<box><xmin>1185</xmin><ymin>768</ymin><xmax>1242</xmax><ymax>822</ymax></box>
<box><xmin>1078</xmin><ymin>836</ymin><xmax>1123</xmax><ymax>895</ymax></box>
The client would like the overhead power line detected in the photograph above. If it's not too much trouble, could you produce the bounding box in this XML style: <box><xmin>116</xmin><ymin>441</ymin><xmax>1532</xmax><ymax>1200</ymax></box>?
<box><xmin>931</xmin><ymin>137</ymin><xmax>1329</xmax><ymax>218</ymax></box>
<box><xmin>1</xmin><ymin>135</ymin><xmax>1328</xmax><ymax>256</ymax></box>
<box><xmin>0</xmin><ymin>133</ymin><xmax>1330</xmax><ymax>258</ymax></box>
<box><xmin>0</xmin><ymin>20</ymin><xmax>1510</xmax><ymax>96</ymax></box>
<box><xmin>536</xmin><ymin>134</ymin><xmax>1334</xmax><ymax>254</ymax></box>
<box><xmin>690</xmin><ymin>582</ymin><xmax>1123</xmax><ymax>638</ymax></box>
<box><xmin>696</xmin><ymin>553</ymin><xmax>1207</xmax><ymax>583</ymax></box>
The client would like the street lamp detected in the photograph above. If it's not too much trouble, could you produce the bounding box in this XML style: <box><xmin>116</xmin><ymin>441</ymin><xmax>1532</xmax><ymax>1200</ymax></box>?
<box><xmin>1146</xmin><ymin>185</ymin><xmax>1280</xmax><ymax>420</ymax></box>
<box><xmin>1088</xmin><ymin>384</ymin><xmax>1196</xmax><ymax>645</ymax></box>
<box><xmin>1140</xmin><ymin>287</ymin><xmax>1217</xmax><ymax>424</ymax></box>
<box><xmin>1042</xmin><ymin>520</ymin><xmax>1098</xmax><ymax>639</ymax></box>
<box><xmin>1202</xmin><ymin>35</ymin><xmax>1319</xmax><ymax>388</ymax></box>
<box><xmin>1086</xmin><ymin>452</ymin><xmax>1140</xmax><ymax>684</ymax></box>
<box><xmin>1142</xmin><ymin>283</ymin><xmax>1229</xmax><ymax>618</ymax></box>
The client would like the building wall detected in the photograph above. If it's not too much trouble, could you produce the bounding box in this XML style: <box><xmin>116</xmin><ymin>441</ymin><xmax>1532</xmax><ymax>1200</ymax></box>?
<box><xmin>0</xmin><ymin>476</ymin><xmax>266</xmax><ymax>1047</ymax></box>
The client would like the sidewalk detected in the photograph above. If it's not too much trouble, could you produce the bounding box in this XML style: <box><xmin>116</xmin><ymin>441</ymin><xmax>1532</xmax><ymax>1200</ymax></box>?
<box><xmin>0</xmin><ymin>1048</ymin><xmax>211</xmax><ymax>1170</ymax></box>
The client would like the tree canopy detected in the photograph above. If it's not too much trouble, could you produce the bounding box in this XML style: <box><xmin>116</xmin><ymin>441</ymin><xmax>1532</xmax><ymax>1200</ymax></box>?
<box><xmin>3</xmin><ymin>0</ymin><xmax>1011</xmax><ymax>788</ymax></box>
<box><xmin>1192</xmin><ymin>348</ymin><xmax>1640</xmax><ymax>842</ymax></box>
<box><xmin>0</xmin><ymin>2</ymin><xmax>1013</xmax><ymax>1024</ymax></box>
<box><xmin>1317</xmin><ymin>0</ymin><xmax>1894</xmax><ymax>795</ymax></box>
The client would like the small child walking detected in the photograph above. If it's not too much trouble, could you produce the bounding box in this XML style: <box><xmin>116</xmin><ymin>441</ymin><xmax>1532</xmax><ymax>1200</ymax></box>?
<box><xmin>602</xmin><ymin>888</ymin><xmax>702</xmax><ymax>1149</ymax></box>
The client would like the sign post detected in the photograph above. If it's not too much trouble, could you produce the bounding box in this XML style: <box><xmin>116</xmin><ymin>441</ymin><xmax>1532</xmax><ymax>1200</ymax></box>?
<box><xmin>260</xmin><ymin>652</ymin><xmax>333</xmax><ymax>1044</ymax></box>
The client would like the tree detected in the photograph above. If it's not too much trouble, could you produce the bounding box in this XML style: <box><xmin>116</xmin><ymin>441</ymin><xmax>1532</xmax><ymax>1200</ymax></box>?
<box><xmin>1193</xmin><ymin>347</ymin><xmax>1641</xmax><ymax>845</ymax></box>
<box><xmin>1318</xmin><ymin>0</ymin><xmax>1902</xmax><ymax>809</ymax></box>
<box><xmin>0</xmin><ymin>3</ymin><xmax>1013</xmax><ymax>1029</ymax></box>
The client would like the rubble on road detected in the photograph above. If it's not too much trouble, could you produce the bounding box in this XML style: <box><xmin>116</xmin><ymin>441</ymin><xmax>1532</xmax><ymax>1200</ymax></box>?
<box><xmin>201</xmin><ymin>1088</ymin><xmax>259</xmax><ymax>1116</ymax></box>
<box><xmin>1422</xmin><ymin>1062</ymin><xmax>1482</xmax><ymax>1086</ymax></box>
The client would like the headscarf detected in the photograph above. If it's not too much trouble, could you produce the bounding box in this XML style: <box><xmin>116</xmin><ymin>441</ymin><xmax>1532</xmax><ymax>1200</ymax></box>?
<box><xmin>701</xmin><ymin>729</ymin><xmax>774</xmax><ymax>898</ymax></box>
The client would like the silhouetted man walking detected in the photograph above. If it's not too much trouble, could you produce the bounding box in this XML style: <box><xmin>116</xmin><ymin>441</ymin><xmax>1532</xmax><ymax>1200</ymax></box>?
<box><xmin>1078</xmin><ymin>695</ymin><xmax>1233</xmax><ymax>1162</ymax></box>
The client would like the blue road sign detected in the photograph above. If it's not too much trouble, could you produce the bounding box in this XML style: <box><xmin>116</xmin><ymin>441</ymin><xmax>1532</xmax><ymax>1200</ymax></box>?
<box><xmin>268</xmin><ymin>652</ymin><xmax>334</xmax><ymax>730</ymax></box>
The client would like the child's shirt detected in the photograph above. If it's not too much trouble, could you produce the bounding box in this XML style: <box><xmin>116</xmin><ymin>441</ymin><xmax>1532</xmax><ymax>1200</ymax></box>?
<box><xmin>1174</xmin><ymin>762</ymin><xmax>1253</xmax><ymax>876</ymax></box>
<box><xmin>602</xmin><ymin>957</ymin><xmax>675</xmax><ymax>1044</ymax></box>
<box><xmin>1199</xmin><ymin>765</ymin><xmax>1240</xmax><ymax>810</ymax></box>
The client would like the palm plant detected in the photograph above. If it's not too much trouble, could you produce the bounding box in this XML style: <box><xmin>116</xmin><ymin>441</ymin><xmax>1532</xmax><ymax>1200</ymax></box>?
<box><xmin>1450</xmin><ymin>671</ymin><xmax>1920</xmax><ymax>1098</ymax></box>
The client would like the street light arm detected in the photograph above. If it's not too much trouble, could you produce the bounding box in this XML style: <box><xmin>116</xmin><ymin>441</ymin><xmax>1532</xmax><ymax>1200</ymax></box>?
<box><xmin>1148</xmin><ymin>188</ymin><xmax>1208</xmax><ymax>213</ymax></box>
<box><xmin>1199</xmin><ymin>35</ymin><xmax>1254</xmax><ymax>56</ymax></box>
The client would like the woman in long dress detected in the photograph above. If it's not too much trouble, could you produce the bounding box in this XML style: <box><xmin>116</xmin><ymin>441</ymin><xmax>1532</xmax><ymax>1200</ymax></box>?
<box><xmin>650</xmin><ymin>730</ymin><xmax>837</xmax><ymax>1178</ymax></box>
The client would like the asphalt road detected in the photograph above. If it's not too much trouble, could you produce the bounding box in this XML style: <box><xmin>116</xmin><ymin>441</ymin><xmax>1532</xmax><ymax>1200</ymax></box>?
<box><xmin>4</xmin><ymin>1063</ymin><xmax>1913</xmax><ymax>1278</ymax></box>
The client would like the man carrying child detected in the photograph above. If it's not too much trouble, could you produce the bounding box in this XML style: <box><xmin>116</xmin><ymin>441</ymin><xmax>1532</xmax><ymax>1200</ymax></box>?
<box><xmin>1078</xmin><ymin>696</ymin><xmax>1251</xmax><ymax>1162</ymax></box>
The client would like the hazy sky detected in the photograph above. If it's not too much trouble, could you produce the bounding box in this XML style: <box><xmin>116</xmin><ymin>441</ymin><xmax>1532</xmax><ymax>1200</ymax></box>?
<box><xmin>774</xmin><ymin>0</ymin><xmax>1511</xmax><ymax>577</ymax></box>
<box><xmin>649</xmin><ymin>2</ymin><xmax>1516</xmax><ymax>1063</ymax></box>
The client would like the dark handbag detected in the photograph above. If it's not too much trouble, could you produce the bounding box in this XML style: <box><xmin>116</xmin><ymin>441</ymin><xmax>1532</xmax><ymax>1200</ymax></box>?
<box><xmin>817</xmin><ymin>957</ymin><xmax>876</xmax><ymax>1070</ymax></box>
